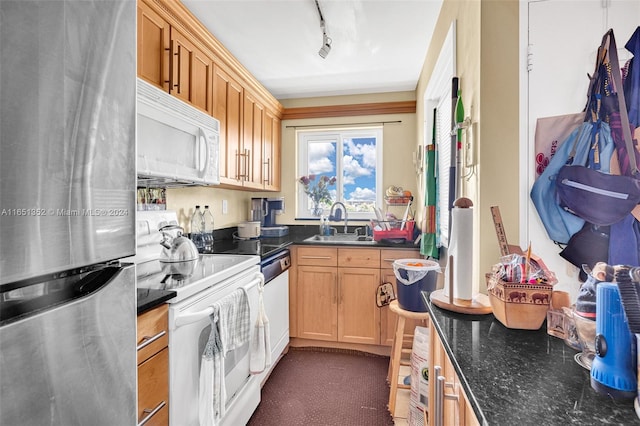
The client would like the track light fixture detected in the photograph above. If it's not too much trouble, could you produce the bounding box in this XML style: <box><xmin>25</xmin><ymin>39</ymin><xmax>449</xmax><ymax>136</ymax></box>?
<box><xmin>315</xmin><ymin>0</ymin><xmax>331</xmax><ymax>58</ymax></box>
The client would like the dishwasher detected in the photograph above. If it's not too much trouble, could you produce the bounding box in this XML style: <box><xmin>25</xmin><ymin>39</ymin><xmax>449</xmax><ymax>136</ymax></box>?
<box><xmin>258</xmin><ymin>249</ymin><xmax>291</xmax><ymax>385</ymax></box>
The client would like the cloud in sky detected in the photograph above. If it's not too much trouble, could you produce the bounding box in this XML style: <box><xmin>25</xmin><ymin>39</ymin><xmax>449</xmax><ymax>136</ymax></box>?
<box><xmin>343</xmin><ymin>155</ymin><xmax>371</xmax><ymax>184</ymax></box>
<box><xmin>308</xmin><ymin>142</ymin><xmax>335</xmax><ymax>174</ymax></box>
<box><xmin>346</xmin><ymin>138</ymin><xmax>377</xmax><ymax>168</ymax></box>
<box><xmin>348</xmin><ymin>187</ymin><xmax>376</xmax><ymax>201</ymax></box>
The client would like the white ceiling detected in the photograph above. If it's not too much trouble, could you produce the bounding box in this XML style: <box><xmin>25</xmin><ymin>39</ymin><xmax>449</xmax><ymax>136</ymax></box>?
<box><xmin>182</xmin><ymin>0</ymin><xmax>443</xmax><ymax>100</ymax></box>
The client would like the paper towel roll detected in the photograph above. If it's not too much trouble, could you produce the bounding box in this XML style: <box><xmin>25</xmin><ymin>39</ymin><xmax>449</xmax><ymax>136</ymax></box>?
<box><xmin>444</xmin><ymin>206</ymin><xmax>474</xmax><ymax>301</ymax></box>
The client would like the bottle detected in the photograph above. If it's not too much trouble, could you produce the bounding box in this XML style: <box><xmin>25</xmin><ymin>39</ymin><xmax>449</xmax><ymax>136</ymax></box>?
<box><xmin>190</xmin><ymin>205</ymin><xmax>205</xmax><ymax>251</ymax></box>
<box><xmin>202</xmin><ymin>205</ymin><xmax>215</xmax><ymax>252</ymax></box>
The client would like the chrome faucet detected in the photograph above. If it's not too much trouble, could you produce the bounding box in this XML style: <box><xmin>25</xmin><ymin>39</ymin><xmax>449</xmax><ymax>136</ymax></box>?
<box><xmin>328</xmin><ymin>202</ymin><xmax>348</xmax><ymax>234</ymax></box>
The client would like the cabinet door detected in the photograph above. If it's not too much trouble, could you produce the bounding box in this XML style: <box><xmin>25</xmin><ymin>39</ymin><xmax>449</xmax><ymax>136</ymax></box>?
<box><xmin>297</xmin><ymin>265</ymin><xmax>338</xmax><ymax>341</ymax></box>
<box><xmin>213</xmin><ymin>65</ymin><xmax>243</xmax><ymax>184</ymax></box>
<box><xmin>263</xmin><ymin>110</ymin><xmax>281</xmax><ymax>191</ymax></box>
<box><xmin>170</xmin><ymin>28</ymin><xmax>213</xmax><ymax>114</ymax></box>
<box><xmin>380</xmin><ymin>249</ymin><xmax>422</xmax><ymax>346</ymax></box>
<box><xmin>242</xmin><ymin>91</ymin><xmax>264</xmax><ymax>189</ymax></box>
<box><xmin>137</xmin><ymin>304</ymin><xmax>168</xmax><ymax>365</ymax></box>
<box><xmin>338</xmin><ymin>267</ymin><xmax>381</xmax><ymax>345</ymax></box>
<box><xmin>137</xmin><ymin>1</ymin><xmax>170</xmax><ymax>91</ymax></box>
<box><xmin>138</xmin><ymin>347</ymin><xmax>169</xmax><ymax>426</ymax></box>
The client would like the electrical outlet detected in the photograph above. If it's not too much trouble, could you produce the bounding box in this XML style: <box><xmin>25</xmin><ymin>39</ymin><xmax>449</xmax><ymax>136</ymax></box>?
<box><xmin>222</xmin><ymin>200</ymin><xmax>228</xmax><ymax>215</ymax></box>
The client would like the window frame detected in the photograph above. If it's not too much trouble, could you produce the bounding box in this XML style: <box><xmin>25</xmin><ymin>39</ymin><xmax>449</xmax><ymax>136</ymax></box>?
<box><xmin>296</xmin><ymin>126</ymin><xmax>383</xmax><ymax>221</ymax></box>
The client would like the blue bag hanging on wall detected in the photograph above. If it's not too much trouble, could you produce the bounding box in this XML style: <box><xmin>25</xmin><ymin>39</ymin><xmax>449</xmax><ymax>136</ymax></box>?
<box><xmin>530</xmin><ymin>120</ymin><xmax>615</xmax><ymax>244</ymax></box>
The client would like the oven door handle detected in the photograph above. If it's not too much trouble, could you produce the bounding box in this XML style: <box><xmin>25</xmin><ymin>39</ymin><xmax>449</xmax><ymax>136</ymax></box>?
<box><xmin>175</xmin><ymin>306</ymin><xmax>214</xmax><ymax>328</ymax></box>
<box><xmin>174</xmin><ymin>273</ymin><xmax>264</xmax><ymax>329</ymax></box>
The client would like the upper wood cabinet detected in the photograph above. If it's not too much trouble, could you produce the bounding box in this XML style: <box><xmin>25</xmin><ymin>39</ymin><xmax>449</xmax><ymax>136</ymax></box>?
<box><xmin>137</xmin><ymin>1</ymin><xmax>213</xmax><ymax>114</ymax></box>
<box><xmin>263</xmin><ymin>110</ymin><xmax>281</xmax><ymax>191</ymax></box>
<box><xmin>214</xmin><ymin>65</ymin><xmax>243</xmax><ymax>186</ymax></box>
<box><xmin>137</xmin><ymin>0</ymin><xmax>283</xmax><ymax>190</ymax></box>
<box><xmin>170</xmin><ymin>27</ymin><xmax>213</xmax><ymax>114</ymax></box>
<box><xmin>137</xmin><ymin>2</ymin><xmax>170</xmax><ymax>91</ymax></box>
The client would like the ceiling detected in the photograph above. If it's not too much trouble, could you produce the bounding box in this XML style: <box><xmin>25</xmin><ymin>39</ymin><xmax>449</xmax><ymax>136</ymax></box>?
<box><xmin>182</xmin><ymin>0</ymin><xmax>443</xmax><ymax>100</ymax></box>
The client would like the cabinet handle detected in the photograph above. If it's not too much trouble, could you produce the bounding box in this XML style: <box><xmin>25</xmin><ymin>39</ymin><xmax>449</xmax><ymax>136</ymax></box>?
<box><xmin>164</xmin><ymin>47</ymin><xmax>171</xmax><ymax>86</ymax></box>
<box><xmin>263</xmin><ymin>158</ymin><xmax>271</xmax><ymax>184</ymax></box>
<box><xmin>245</xmin><ymin>149</ymin><xmax>250</xmax><ymax>181</ymax></box>
<box><xmin>136</xmin><ymin>330</ymin><xmax>166</xmax><ymax>351</ymax></box>
<box><xmin>437</xmin><ymin>375</ymin><xmax>446</xmax><ymax>426</ymax></box>
<box><xmin>300</xmin><ymin>256</ymin><xmax>332</xmax><ymax>260</ymax></box>
<box><xmin>138</xmin><ymin>400</ymin><xmax>166</xmax><ymax>426</ymax></box>
<box><xmin>173</xmin><ymin>45</ymin><xmax>181</xmax><ymax>92</ymax></box>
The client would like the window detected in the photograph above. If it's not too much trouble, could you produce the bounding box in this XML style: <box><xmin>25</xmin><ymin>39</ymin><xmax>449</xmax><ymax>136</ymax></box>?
<box><xmin>297</xmin><ymin>127</ymin><xmax>383</xmax><ymax>220</ymax></box>
<box><xmin>423</xmin><ymin>21</ymin><xmax>455</xmax><ymax>248</ymax></box>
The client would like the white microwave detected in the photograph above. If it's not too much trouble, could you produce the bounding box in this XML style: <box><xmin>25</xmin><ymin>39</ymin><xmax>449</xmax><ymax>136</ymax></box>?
<box><xmin>136</xmin><ymin>78</ymin><xmax>220</xmax><ymax>186</ymax></box>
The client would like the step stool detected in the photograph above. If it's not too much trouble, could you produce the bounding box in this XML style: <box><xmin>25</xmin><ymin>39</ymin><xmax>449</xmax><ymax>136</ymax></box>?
<box><xmin>387</xmin><ymin>299</ymin><xmax>430</xmax><ymax>417</ymax></box>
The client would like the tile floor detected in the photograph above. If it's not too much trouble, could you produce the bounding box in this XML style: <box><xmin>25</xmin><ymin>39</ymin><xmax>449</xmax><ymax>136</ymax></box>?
<box><xmin>392</xmin><ymin>365</ymin><xmax>412</xmax><ymax>425</ymax></box>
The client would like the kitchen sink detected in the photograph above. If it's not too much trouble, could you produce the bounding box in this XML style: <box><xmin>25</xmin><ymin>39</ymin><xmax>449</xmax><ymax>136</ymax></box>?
<box><xmin>303</xmin><ymin>233</ymin><xmax>376</xmax><ymax>245</ymax></box>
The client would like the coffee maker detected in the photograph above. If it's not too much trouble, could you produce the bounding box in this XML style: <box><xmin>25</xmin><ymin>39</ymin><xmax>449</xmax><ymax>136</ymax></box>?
<box><xmin>250</xmin><ymin>197</ymin><xmax>289</xmax><ymax>237</ymax></box>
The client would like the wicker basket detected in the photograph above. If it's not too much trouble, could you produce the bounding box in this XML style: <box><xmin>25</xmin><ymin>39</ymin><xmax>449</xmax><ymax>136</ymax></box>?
<box><xmin>485</xmin><ymin>273</ymin><xmax>553</xmax><ymax>330</ymax></box>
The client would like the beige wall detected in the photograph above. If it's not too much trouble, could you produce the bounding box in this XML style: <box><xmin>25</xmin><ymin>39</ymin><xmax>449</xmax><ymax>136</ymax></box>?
<box><xmin>415</xmin><ymin>0</ymin><xmax>519</xmax><ymax>292</ymax></box>
<box><xmin>167</xmin><ymin>91</ymin><xmax>419</xmax><ymax>230</ymax></box>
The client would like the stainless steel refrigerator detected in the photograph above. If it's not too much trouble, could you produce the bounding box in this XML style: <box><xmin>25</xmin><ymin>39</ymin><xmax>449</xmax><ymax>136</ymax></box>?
<box><xmin>0</xmin><ymin>0</ymin><xmax>137</xmax><ymax>424</ymax></box>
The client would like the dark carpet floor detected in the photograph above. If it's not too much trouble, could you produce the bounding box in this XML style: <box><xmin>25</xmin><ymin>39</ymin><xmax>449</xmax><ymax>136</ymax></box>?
<box><xmin>247</xmin><ymin>347</ymin><xmax>395</xmax><ymax>426</ymax></box>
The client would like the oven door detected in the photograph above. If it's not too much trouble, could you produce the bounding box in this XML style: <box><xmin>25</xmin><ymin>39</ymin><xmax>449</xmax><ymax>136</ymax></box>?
<box><xmin>168</xmin><ymin>267</ymin><xmax>261</xmax><ymax>426</ymax></box>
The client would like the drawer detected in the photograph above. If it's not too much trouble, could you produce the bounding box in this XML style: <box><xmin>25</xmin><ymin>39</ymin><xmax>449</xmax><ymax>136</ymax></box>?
<box><xmin>338</xmin><ymin>248</ymin><xmax>380</xmax><ymax>268</ymax></box>
<box><xmin>137</xmin><ymin>304</ymin><xmax>169</xmax><ymax>365</ymax></box>
<box><xmin>380</xmin><ymin>248</ymin><xmax>421</xmax><ymax>269</ymax></box>
<box><xmin>138</xmin><ymin>347</ymin><xmax>169</xmax><ymax>426</ymax></box>
<box><xmin>296</xmin><ymin>246</ymin><xmax>337</xmax><ymax>267</ymax></box>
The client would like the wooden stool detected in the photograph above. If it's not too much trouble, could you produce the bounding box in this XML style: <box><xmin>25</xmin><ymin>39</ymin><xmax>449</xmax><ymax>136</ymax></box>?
<box><xmin>387</xmin><ymin>300</ymin><xmax>430</xmax><ymax>417</ymax></box>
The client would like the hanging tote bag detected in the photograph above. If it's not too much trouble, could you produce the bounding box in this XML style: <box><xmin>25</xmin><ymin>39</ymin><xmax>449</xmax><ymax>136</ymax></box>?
<box><xmin>557</xmin><ymin>31</ymin><xmax>639</xmax><ymax>225</ymax></box>
<box><xmin>534</xmin><ymin>112</ymin><xmax>585</xmax><ymax>178</ymax></box>
<box><xmin>530</xmin><ymin>29</ymin><xmax>621</xmax><ymax>245</ymax></box>
<box><xmin>530</xmin><ymin>120</ymin><xmax>614</xmax><ymax>244</ymax></box>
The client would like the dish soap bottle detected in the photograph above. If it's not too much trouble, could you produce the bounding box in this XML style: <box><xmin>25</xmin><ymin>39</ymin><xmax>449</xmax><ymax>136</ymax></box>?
<box><xmin>190</xmin><ymin>205</ymin><xmax>205</xmax><ymax>252</ymax></box>
<box><xmin>202</xmin><ymin>205</ymin><xmax>215</xmax><ymax>252</ymax></box>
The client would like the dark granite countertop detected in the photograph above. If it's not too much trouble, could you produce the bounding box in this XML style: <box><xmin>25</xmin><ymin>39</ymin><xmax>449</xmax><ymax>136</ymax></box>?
<box><xmin>421</xmin><ymin>291</ymin><xmax>638</xmax><ymax>425</ymax></box>
<box><xmin>135</xmin><ymin>225</ymin><xmax>419</xmax><ymax>313</ymax></box>
<box><xmin>137</xmin><ymin>288</ymin><xmax>175</xmax><ymax>315</ymax></box>
<box><xmin>207</xmin><ymin>224</ymin><xmax>420</xmax><ymax>256</ymax></box>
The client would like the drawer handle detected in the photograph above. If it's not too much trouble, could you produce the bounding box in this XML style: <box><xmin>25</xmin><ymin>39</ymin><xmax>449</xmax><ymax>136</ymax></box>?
<box><xmin>137</xmin><ymin>330</ymin><xmax>166</xmax><ymax>351</ymax></box>
<box><xmin>138</xmin><ymin>400</ymin><xmax>166</xmax><ymax>426</ymax></box>
<box><xmin>301</xmin><ymin>255</ymin><xmax>332</xmax><ymax>260</ymax></box>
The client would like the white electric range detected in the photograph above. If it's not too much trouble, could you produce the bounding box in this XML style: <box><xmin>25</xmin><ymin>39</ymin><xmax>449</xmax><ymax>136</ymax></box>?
<box><xmin>131</xmin><ymin>210</ymin><xmax>262</xmax><ymax>426</ymax></box>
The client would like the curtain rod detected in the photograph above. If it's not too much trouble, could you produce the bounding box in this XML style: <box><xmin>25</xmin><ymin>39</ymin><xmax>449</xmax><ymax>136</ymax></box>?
<box><xmin>285</xmin><ymin>120</ymin><xmax>401</xmax><ymax>129</ymax></box>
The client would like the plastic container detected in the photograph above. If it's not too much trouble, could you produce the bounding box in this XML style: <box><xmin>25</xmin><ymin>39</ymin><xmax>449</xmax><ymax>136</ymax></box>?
<box><xmin>371</xmin><ymin>220</ymin><xmax>415</xmax><ymax>242</ymax></box>
<box><xmin>393</xmin><ymin>259</ymin><xmax>440</xmax><ymax>312</ymax></box>
<box><xmin>202</xmin><ymin>205</ymin><xmax>215</xmax><ymax>251</ymax></box>
<box><xmin>190</xmin><ymin>205</ymin><xmax>205</xmax><ymax>251</ymax></box>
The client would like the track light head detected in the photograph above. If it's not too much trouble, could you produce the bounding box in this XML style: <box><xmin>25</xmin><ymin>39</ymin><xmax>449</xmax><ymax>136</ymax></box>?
<box><xmin>319</xmin><ymin>33</ymin><xmax>332</xmax><ymax>58</ymax></box>
<box><xmin>315</xmin><ymin>0</ymin><xmax>331</xmax><ymax>59</ymax></box>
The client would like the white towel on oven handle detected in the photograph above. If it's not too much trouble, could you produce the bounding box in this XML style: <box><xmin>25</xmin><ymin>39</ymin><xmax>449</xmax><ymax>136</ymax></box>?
<box><xmin>199</xmin><ymin>289</ymin><xmax>250</xmax><ymax>426</ymax></box>
<box><xmin>250</xmin><ymin>274</ymin><xmax>272</xmax><ymax>374</ymax></box>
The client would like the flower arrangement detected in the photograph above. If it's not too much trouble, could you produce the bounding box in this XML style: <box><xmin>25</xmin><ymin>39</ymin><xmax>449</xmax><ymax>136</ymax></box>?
<box><xmin>298</xmin><ymin>174</ymin><xmax>336</xmax><ymax>207</ymax></box>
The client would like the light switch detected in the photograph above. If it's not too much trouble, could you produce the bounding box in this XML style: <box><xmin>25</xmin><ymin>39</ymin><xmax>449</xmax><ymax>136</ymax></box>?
<box><xmin>222</xmin><ymin>200</ymin><xmax>228</xmax><ymax>214</ymax></box>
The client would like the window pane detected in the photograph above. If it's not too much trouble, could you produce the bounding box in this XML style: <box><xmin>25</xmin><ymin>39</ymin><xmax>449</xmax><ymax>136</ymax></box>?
<box><xmin>306</xmin><ymin>140</ymin><xmax>337</xmax><ymax>211</ymax></box>
<box><xmin>343</xmin><ymin>136</ymin><xmax>376</xmax><ymax>213</ymax></box>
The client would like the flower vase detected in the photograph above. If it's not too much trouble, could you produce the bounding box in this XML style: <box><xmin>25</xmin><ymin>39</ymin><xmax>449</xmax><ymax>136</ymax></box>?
<box><xmin>311</xmin><ymin>201</ymin><xmax>324</xmax><ymax>217</ymax></box>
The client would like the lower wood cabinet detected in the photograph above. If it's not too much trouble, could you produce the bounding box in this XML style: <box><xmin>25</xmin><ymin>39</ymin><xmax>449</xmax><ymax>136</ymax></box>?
<box><xmin>138</xmin><ymin>347</ymin><xmax>169</xmax><ymax>426</ymax></box>
<box><xmin>137</xmin><ymin>304</ymin><xmax>169</xmax><ymax>426</ymax></box>
<box><xmin>428</xmin><ymin>318</ymin><xmax>479</xmax><ymax>426</ymax></box>
<box><xmin>292</xmin><ymin>245</ymin><xmax>421</xmax><ymax>347</ymax></box>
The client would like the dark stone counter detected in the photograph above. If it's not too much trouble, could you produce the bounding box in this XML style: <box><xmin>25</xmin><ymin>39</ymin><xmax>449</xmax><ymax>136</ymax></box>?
<box><xmin>137</xmin><ymin>288</ymin><xmax>175</xmax><ymax>315</ymax></box>
<box><xmin>421</xmin><ymin>291</ymin><xmax>638</xmax><ymax>425</ymax></box>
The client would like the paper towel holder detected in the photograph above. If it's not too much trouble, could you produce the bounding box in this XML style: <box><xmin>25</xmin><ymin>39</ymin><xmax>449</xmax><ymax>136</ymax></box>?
<box><xmin>430</xmin><ymin>198</ymin><xmax>493</xmax><ymax>315</ymax></box>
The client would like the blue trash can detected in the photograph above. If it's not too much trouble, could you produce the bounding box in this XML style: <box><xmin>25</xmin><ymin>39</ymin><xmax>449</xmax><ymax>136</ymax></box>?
<box><xmin>393</xmin><ymin>259</ymin><xmax>440</xmax><ymax>312</ymax></box>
